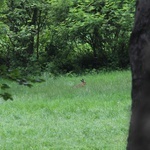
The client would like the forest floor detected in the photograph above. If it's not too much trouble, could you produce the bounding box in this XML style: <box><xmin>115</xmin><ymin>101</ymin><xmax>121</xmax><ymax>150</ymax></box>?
<box><xmin>0</xmin><ymin>70</ymin><xmax>131</xmax><ymax>150</ymax></box>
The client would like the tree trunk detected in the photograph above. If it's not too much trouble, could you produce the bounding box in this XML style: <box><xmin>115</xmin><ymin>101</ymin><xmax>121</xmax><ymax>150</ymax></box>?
<box><xmin>91</xmin><ymin>26</ymin><xmax>102</xmax><ymax>68</ymax></box>
<box><xmin>127</xmin><ymin>0</ymin><xmax>150</xmax><ymax>149</ymax></box>
<box><xmin>26</xmin><ymin>7</ymin><xmax>38</xmax><ymax>55</ymax></box>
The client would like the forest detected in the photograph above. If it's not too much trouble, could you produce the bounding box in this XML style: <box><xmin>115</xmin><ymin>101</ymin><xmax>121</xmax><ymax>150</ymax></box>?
<box><xmin>0</xmin><ymin>0</ymin><xmax>139</xmax><ymax>149</ymax></box>
<box><xmin>0</xmin><ymin>0</ymin><xmax>135</xmax><ymax>76</ymax></box>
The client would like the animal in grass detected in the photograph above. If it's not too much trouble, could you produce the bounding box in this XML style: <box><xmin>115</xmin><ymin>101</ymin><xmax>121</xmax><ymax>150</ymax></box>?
<box><xmin>75</xmin><ymin>79</ymin><xmax>86</xmax><ymax>88</ymax></box>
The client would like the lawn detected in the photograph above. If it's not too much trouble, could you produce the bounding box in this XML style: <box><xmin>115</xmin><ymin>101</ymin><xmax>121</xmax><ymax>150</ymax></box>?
<box><xmin>0</xmin><ymin>71</ymin><xmax>131</xmax><ymax>150</ymax></box>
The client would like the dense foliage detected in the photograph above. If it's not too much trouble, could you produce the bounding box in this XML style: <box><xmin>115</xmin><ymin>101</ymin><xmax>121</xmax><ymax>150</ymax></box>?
<box><xmin>0</xmin><ymin>0</ymin><xmax>135</xmax><ymax>77</ymax></box>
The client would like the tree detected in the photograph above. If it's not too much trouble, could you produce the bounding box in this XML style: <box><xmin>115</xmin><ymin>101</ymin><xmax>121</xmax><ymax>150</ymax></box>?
<box><xmin>0</xmin><ymin>0</ymin><xmax>46</xmax><ymax>100</ymax></box>
<box><xmin>127</xmin><ymin>0</ymin><xmax>150</xmax><ymax>149</ymax></box>
<box><xmin>0</xmin><ymin>0</ymin><xmax>135</xmax><ymax>73</ymax></box>
<box><xmin>65</xmin><ymin>0</ymin><xmax>134</xmax><ymax>69</ymax></box>
<box><xmin>1</xmin><ymin>0</ymin><xmax>50</xmax><ymax>68</ymax></box>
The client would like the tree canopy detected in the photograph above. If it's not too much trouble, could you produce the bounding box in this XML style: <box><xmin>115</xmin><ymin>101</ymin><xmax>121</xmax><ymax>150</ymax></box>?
<box><xmin>0</xmin><ymin>0</ymin><xmax>135</xmax><ymax>75</ymax></box>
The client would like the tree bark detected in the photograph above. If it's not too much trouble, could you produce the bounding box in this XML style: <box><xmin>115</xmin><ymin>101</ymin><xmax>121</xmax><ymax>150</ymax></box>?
<box><xmin>127</xmin><ymin>0</ymin><xmax>150</xmax><ymax>149</ymax></box>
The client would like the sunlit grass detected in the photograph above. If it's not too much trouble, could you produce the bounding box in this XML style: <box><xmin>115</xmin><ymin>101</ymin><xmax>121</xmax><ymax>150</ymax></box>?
<box><xmin>0</xmin><ymin>70</ymin><xmax>131</xmax><ymax>150</ymax></box>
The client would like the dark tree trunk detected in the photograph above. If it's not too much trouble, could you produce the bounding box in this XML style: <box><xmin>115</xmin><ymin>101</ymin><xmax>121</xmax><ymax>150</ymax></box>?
<box><xmin>36</xmin><ymin>10</ymin><xmax>41</xmax><ymax>60</ymax></box>
<box><xmin>91</xmin><ymin>26</ymin><xmax>102</xmax><ymax>68</ymax></box>
<box><xmin>26</xmin><ymin>7</ymin><xmax>38</xmax><ymax>55</ymax></box>
<box><xmin>127</xmin><ymin>0</ymin><xmax>150</xmax><ymax>150</ymax></box>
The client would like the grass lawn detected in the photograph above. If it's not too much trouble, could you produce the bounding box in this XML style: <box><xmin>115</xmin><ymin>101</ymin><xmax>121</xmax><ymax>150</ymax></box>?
<box><xmin>0</xmin><ymin>71</ymin><xmax>131</xmax><ymax>150</ymax></box>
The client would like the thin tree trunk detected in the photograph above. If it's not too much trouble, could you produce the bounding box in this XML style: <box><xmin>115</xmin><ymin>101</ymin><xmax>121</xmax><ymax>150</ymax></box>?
<box><xmin>36</xmin><ymin>10</ymin><xmax>41</xmax><ymax>60</ymax></box>
<box><xmin>127</xmin><ymin>0</ymin><xmax>150</xmax><ymax>149</ymax></box>
<box><xmin>27</xmin><ymin>7</ymin><xmax>38</xmax><ymax>56</ymax></box>
<box><xmin>92</xmin><ymin>26</ymin><xmax>101</xmax><ymax>68</ymax></box>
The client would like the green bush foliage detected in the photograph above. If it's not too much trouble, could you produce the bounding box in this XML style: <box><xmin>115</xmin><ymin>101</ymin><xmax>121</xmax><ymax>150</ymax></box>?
<box><xmin>0</xmin><ymin>0</ymin><xmax>135</xmax><ymax>74</ymax></box>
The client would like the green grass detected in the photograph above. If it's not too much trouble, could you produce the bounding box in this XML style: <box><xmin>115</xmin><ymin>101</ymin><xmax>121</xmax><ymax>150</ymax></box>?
<box><xmin>0</xmin><ymin>71</ymin><xmax>131</xmax><ymax>150</ymax></box>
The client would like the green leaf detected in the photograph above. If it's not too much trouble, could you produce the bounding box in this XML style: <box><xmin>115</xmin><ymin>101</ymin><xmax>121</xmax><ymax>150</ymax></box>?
<box><xmin>1</xmin><ymin>84</ymin><xmax>10</xmax><ymax>90</ymax></box>
<box><xmin>0</xmin><ymin>92</ymin><xmax>13</xmax><ymax>101</ymax></box>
